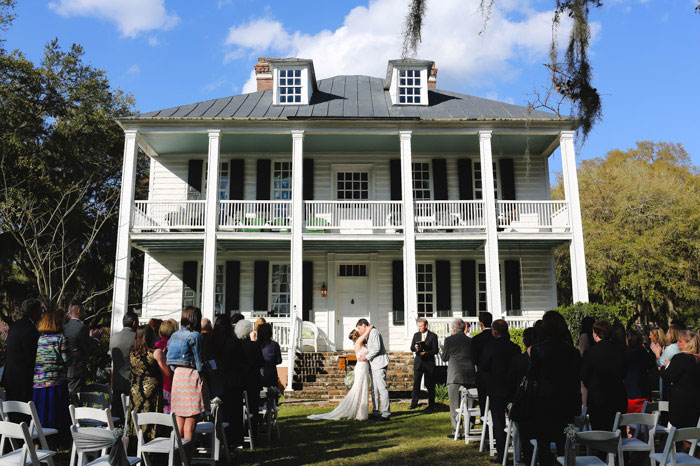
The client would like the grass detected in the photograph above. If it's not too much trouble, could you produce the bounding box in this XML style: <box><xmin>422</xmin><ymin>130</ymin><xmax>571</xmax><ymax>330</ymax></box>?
<box><xmin>235</xmin><ymin>401</ymin><xmax>494</xmax><ymax>465</ymax></box>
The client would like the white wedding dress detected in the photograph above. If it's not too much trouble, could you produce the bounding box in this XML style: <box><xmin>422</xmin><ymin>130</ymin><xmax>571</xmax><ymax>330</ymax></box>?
<box><xmin>308</xmin><ymin>347</ymin><xmax>369</xmax><ymax>421</ymax></box>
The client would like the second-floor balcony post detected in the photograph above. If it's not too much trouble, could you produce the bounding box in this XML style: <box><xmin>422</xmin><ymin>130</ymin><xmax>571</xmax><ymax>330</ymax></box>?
<box><xmin>201</xmin><ymin>130</ymin><xmax>221</xmax><ymax>321</ymax></box>
<box><xmin>400</xmin><ymin>131</ymin><xmax>418</xmax><ymax>336</ymax></box>
<box><xmin>479</xmin><ymin>130</ymin><xmax>503</xmax><ymax>319</ymax></box>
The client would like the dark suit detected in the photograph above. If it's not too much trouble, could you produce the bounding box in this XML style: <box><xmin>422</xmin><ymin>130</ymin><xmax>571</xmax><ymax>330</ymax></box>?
<box><xmin>1</xmin><ymin>316</ymin><xmax>39</xmax><ymax>402</ymax></box>
<box><xmin>410</xmin><ymin>330</ymin><xmax>439</xmax><ymax>408</ymax></box>
<box><xmin>109</xmin><ymin>327</ymin><xmax>135</xmax><ymax>420</ymax></box>
<box><xmin>471</xmin><ymin>327</ymin><xmax>494</xmax><ymax>416</ymax></box>
<box><xmin>442</xmin><ymin>332</ymin><xmax>475</xmax><ymax>428</ymax></box>
<box><xmin>240</xmin><ymin>338</ymin><xmax>264</xmax><ymax>436</ymax></box>
<box><xmin>581</xmin><ymin>340</ymin><xmax>627</xmax><ymax>431</ymax></box>
<box><xmin>481</xmin><ymin>336</ymin><xmax>521</xmax><ymax>462</ymax></box>
<box><xmin>65</xmin><ymin>318</ymin><xmax>98</xmax><ymax>400</ymax></box>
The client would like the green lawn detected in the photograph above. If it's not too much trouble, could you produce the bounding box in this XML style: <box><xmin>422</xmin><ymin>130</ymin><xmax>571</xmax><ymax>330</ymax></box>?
<box><xmin>235</xmin><ymin>402</ymin><xmax>494</xmax><ymax>465</ymax></box>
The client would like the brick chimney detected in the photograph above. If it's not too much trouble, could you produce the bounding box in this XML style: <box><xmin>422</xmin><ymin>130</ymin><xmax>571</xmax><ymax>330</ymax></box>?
<box><xmin>254</xmin><ymin>57</ymin><xmax>274</xmax><ymax>92</ymax></box>
<box><xmin>428</xmin><ymin>62</ymin><xmax>438</xmax><ymax>89</ymax></box>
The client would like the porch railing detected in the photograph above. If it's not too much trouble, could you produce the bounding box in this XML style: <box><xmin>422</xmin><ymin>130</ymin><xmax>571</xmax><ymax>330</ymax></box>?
<box><xmin>304</xmin><ymin>201</ymin><xmax>403</xmax><ymax>234</ymax></box>
<box><xmin>414</xmin><ymin>200</ymin><xmax>485</xmax><ymax>232</ymax></box>
<box><xmin>219</xmin><ymin>200</ymin><xmax>292</xmax><ymax>231</ymax></box>
<box><xmin>132</xmin><ymin>200</ymin><xmax>206</xmax><ymax>231</ymax></box>
<box><xmin>263</xmin><ymin>317</ymin><xmax>297</xmax><ymax>354</ymax></box>
<box><xmin>497</xmin><ymin>200</ymin><xmax>570</xmax><ymax>233</ymax></box>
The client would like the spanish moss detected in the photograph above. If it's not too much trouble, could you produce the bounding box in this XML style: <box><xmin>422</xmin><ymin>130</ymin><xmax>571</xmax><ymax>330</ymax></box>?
<box><xmin>402</xmin><ymin>0</ymin><xmax>426</xmax><ymax>58</ymax></box>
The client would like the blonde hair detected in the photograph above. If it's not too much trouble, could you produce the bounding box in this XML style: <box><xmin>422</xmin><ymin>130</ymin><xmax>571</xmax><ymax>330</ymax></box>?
<box><xmin>159</xmin><ymin>319</ymin><xmax>178</xmax><ymax>339</ymax></box>
<box><xmin>667</xmin><ymin>326</ymin><xmax>682</xmax><ymax>344</ymax></box>
<box><xmin>679</xmin><ymin>331</ymin><xmax>699</xmax><ymax>355</ymax></box>
<box><xmin>650</xmin><ymin>327</ymin><xmax>667</xmax><ymax>346</ymax></box>
<box><xmin>348</xmin><ymin>329</ymin><xmax>360</xmax><ymax>343</ymax></box>
<box><xmin>255</xmin><ymin>317</ymin><xmax>267</xmax><ymax>331</ymax></box>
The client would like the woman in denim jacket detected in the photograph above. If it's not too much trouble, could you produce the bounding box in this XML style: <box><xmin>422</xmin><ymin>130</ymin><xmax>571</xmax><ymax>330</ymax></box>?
<box><xmin>166</xmin><ymin>306</ymin><xmax>208</xmax><ymax>459</ymax></box>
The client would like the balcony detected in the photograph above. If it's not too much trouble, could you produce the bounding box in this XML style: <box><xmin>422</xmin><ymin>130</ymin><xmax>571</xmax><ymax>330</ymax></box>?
<box><xmin>414</xmin><ymin>201</ymin><xmax>485</xmax><ymax>232</ymax></box>
<box><xmin>304</xmin><ymin>201</ymin><xmax>403</xmax><ymax>234</ymax></box>
<box><xmin>497</xmin><ymin>201</ymin><xmax>570</xmax><ymax>233</ymax></box>
<box><xmin>132</xmin><ymin>200</ymin><xmax>205</xmax><ymax>232</ymax></box>
<box><xmin>219</xmin><ymin>200</ymin><xmax>292</xmax><ymax>232</ymax></box>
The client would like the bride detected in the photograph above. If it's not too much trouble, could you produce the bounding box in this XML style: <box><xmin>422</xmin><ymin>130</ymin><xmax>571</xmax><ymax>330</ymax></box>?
<box><xmin>308</xmin><ymin>324</ymin><xmax>373</xmax><ymax>421</ymax></box>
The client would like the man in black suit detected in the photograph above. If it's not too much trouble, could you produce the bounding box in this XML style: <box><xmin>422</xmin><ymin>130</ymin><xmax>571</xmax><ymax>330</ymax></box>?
<box><xmin>471</xmin><ymin>311</ymin><xmax>494</xmax><ymax>416</ymax></box>
<box><xmin>507</xmin><ymin>327</ymin><xmax>539</xmax><ymax>464</ymax></box>
<box><xmin>1</xmin><ymin>299</ymin><xmax>42</xmax><ymax>402</ymax></box>
<box><xmin>410</xmin><ymin>317</ymin><xmax>439</xmax><ymax>410</ymax></box>
<box><xmin>65</xmin><ymin>303</ymin><xmax>103</xmax><ymax>402</ymax></box>
<box><xmin>441</xmin><ymin>318</ymin><xmax>475</xmax><ymax>437</ymax></box>
<box><xmin>481</xmin><ymin>319</ymin><xmax>521</xmax><ymax>464</ymax></box>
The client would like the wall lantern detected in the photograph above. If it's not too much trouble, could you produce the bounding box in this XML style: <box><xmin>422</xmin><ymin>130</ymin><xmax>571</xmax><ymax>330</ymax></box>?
<box><xmin>320</xmin><ymin>283</ymin><xmax>328</xmax><ymax>297</ymax></box>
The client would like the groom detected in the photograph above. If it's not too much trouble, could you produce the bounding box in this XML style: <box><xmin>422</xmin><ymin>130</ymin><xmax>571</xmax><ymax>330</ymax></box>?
<box><xmin>356</xmin><ymin>318</ymin><xmax>391</xmax><ymax>420</ymax></box>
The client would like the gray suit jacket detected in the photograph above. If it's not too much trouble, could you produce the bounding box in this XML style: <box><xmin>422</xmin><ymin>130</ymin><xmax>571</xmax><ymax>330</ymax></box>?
<box><xmin>109</xmin><ymin>328</ymin><xmax>135</xmax><ymax>393</ymax></box>
<box><xmin>65</xmin><ymin>318</ymin><xmax>98</xmax><ymax>392</ymax></box>
<box><xmin>442</xmin><ymin>332</ymin><xmax>476</xmax><ymax>386</ymax></box>
<box><xmin>366</xmin><ymin>328</ymin><xmax>389</xmax><ymax>370</ymax></box>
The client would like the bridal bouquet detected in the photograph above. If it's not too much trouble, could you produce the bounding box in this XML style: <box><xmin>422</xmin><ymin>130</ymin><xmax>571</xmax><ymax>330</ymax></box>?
<box><xmin>344</xmin><ymin>370</ymin><xmax>355</xmax><ymax>390</ymax></box>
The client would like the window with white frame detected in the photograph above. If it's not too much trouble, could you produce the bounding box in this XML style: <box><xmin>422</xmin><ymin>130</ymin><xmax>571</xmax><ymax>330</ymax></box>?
<box><xmin>183</xmin><ymin>264</ymin><xmax>225</xmax><ymax>313</ymax></box>
<box><xmin>278</xmin><ymin>69</ymin><xmax>302</xmax><ymax>104</ymax></box>
<box><xmin>473</xmin><ymin>161</ymin><xmax>499</xmax><ymax>200</ymax></box>
<box><xmin>338</xmin><ymin>264</ymin><xmax>367</xmax><ymax>277</ymax></box>
<box><xmin>196</xmin><ymin>162</ymin><xmax>230</xmax><ymax>201</ymax></box>
<box><xmin>270</xmin><ymin>263</ymin><xmax>291</xmax><ymax>317</ymax></box>
<box><xmin>272</xmin><ymin>161</ymin><xmax>292</xmax><ymax>200</ymax></box>
<box><xmin>416</xmin><ymin>263</ymin><xmax>435</xmax><ymax>318</ymax></box>
<box><xmin>412</xmin><ymin>162</ymin><xmax>432</xmax><ymax>200</ymax></box>
<box><xmin>398</xmin><ymin>69</ymin><xmax>422</xmax><ymax>104</ymax></box>
<box><xmin>336</xmin><ymin>171</ymin><xmax>369</xmax><ymax>200</ymax></box>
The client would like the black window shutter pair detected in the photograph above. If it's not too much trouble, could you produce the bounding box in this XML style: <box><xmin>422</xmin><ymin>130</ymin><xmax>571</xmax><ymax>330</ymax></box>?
<box><xmin>390</xmin><ymin>159</ymin><xmax>448</xmax><ymax>200</ymax></box>
<box><xmin>183</xmin><ymin>260</ymin><xmax>240</xmax><ymax>315</ymax></box>
<box><xmin>458</xmin><ymin>259</ymin><xmax>521</xmax><ymax>316</ymax></box>
<box><xmin>253</xmin><ymin>260</ymin><xmax>313</xmax><ymax>318</ymax></box>
<box><xmin>392</xmin><ymin>260</ymin><xmax>451</xmax><ymax>320</ymax></box>
<box><xmin>455</xmin><ymin>158</ymin><xmax>515</xmax><ymax>200</ymax></box>
<box><xmin>188</xmin><ymin>159</ymin><xmax>245</xmax><ymax>200</ymax></box>
<box><xmin>255</xmin><ymin>159</ymin><xmax>314</xmax><ymax>200</ymax></box>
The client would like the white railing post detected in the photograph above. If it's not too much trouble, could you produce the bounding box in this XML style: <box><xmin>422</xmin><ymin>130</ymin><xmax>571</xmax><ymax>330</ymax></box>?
<box><xmin>287</xmin><ymin>130</ymin><xmax>304</xmax><ymax>392</ymax></box>
<box><xmin>400</xmin><ymin>131</ymin><xmax>418</xmax><ymax>337</ymax></box>
<box><xmin>479</xmin><ymin>131</ymin><xmax>503</xmax><ymax>319</ymax></box>
<box><xmin>111</xmin><ymin>129</ymin><xmax>138</xmax><ymax>335</ymax></box>
<box><xmin>201</xmin><ymin>130</ymin><xmax>221</xmax><ymax>321</ymax></box>
<box><xmin>560</xmin><ymin>131</ymin><xmax>589</xmax><ymax>303</ymax></box>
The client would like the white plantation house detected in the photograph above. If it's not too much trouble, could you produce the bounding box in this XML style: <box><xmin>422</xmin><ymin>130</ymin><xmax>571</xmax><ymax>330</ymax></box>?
<box><xmin>110</xmin><ymin>57</ymin><xmax>588</xmax><ymax>392</ymax></box>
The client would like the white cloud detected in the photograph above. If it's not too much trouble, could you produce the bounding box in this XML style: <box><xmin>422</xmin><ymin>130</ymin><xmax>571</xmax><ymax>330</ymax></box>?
<box><xmin>48</xmin><ymin>0</ymin><xmax>180</xmax><ymax>38</ymax></box>
<box><xmin>126</xmin><ymin>64</ymin><xmax>140</xmax><ymax>75</ymax></box>
<box><xmin>225</xmin><ymin>0</ymin><xmax>589</xmax><ymax>94</ymax></box>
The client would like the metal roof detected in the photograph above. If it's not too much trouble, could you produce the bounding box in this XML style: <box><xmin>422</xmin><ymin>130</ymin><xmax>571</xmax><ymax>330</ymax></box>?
<box><xmin>127</xmin><ymin>75</ymin><xmax>569</xmax><ymax>122</ymax></box>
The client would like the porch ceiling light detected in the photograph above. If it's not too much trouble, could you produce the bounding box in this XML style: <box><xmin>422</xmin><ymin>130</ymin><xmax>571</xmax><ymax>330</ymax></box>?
<box><xmin>320</xmin><ymin>283</ymin><xmax>328</xmax><ymax>297</ymax></box>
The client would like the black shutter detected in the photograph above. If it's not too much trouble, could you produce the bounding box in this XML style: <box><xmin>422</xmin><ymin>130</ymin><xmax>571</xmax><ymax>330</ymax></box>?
<box><xmin>256</xmin><ymin>159</ymin><xmax>271</xmax><ymax>200</ymax></box>
<box><xmin>504</xmin><ymin>260</ymin><xmax>521</xmax><ymax>315</ymax></box>
<box><xmin>390</xmin><ymin>159</ymin><xmax>402</xmax><ymax>201</ymax></box>
<box><xmin>182</xmin><ymin>260</ymin><xmax>198</xmax><ymax>307</ymax></box>
<box><xmin>499</xmin><ymin>158</ymin><xmax>516</xmax><ymax>200</ymax></box>
<box><xmin>432</xmin><ymin>159</ymin><xmax>448</xmax><ymax>200</ymax></box>
<box><xmin>458</xmin><ymin>159</ymin><xmax>474</xmax><ymax>200</ymax></box>
<box><xmin>225</xmin><ymin>261</ymin><xmax>240</xmax><ymax>315</ymax></box>
<box><xmin>229</xmin><ymin>159</ymin><xmax>244</xmax><ymax>200</ymax></box>
<box><xmin>187</xmin><ymin>160</ymin><xmax>203</xmax><ymax>197</ymax></box>
<box><xmin>461</xmin><ymin>260</ymin><xmax>477</xmax><ymax>317</ymax></box>
<box><xmin>303</xmin><ymin>261</ymin><xmax>313</xmax><ymax>321</ymax></box>
<box><xmin>253</xmin><ymin>261</ymin><xmax>269</xmax><ymax>312</ymax></box>
<box><xmin>303</xmin><ymin>158</ymin><xmax>314</xmax><ymax>200</ymax></box>
<box><xmin>392</xmin><ymin>260</ymin><xmax>404</xmax><ymax>325</ymax></box>
<box><xmin>435</xmin><ymin>260</ymin><xmax>451</xmax><ymax>317</ymax></box>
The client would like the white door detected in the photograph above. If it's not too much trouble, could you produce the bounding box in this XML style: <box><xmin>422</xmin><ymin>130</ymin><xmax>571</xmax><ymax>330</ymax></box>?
<box><xmin>335</xmin><ymin>264</ymin><xmax>370</xmax><ymax>350</ymax></box>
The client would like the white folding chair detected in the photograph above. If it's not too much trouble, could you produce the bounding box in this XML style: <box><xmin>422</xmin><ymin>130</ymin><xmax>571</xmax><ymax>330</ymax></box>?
<box><xmin>0</xmin><ymin>400</ymin><xmax>56</xmax><ymax>465</ymax></box>
<box><xmin>70</xmin><ymin>424</ymin><xmax>141</xmax><ymax>466</ymax></box>
<box><xmin>132</xmin><ymin>412</ymin><xmax>190</xmax><ymax>466</ymax></box>
<box><xmin>502</xmin><ymin>415</ymin><xmax>525</xmax><ymax>466</ymax></box>
<box><xmin>69</xmin><ymin>405</ymin><xmax>117</xmax><ymax>466</ymax></box>
<box><xmin>454</xmin><ymin>387</ymin><xmax>481</xmax><ymax>443</ymax></box>
<box><xmin>0</xmin><ymin>420</ymin><xmax>55</xmax><ymax>465</ymax></box>
<box><xmin>556</xmin><ymin>430</ymin><xmax>624</xmax><ymax>466</ymax></box>
<box><xmin>479</xmin><ymin>396</ymin><xmax>496</xmax><ymax>456</ymax></box>
<box><xmin>649</xmin><ymin>423</ymin><xmax>700</xmax><ymax>466</ymax></box>
<box><xmin>612</xmin><ymin>411</ymin><xmax>659</xmax><ymax>457</ymax></box>
<box><xmin>242</xmin><ymin>391</ymin><xmax>255</xmax><ymax>449</ymax></box>
<box><xmin>121</xmin><ymin>394</ymin><xmax>131</xmax><ymax>430</ymax></box>
<box><xmin>258</xmin><ymin>388</ymin><xmax>280</xmax><ymax>442</ymax></box>
<box><xmin>193</xmin><ymin>399</ymin><xmax>231</xmax><ymax>464</ymax></box>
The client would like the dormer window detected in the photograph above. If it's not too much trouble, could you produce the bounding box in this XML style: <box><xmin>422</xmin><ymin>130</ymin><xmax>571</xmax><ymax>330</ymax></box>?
<box><xmin>269</xmin><ymin>58</ymin><xmax>317</xmax><ymax>106</ymax></box>
<box><xmin>398</xmin><ymin>69</ymin><xmax>422</xmax><ymax>104</ymax></box>
<box><xmin>278</xmin><ymin>69</ymin><xmax>302</xmax><ymax>103</ymax></box>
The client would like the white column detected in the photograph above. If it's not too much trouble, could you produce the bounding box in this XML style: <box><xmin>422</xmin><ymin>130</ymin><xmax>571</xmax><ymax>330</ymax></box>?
<box><xmin>111</xmin><ymin>130</ymin><xmax>138</xmax><ymax>334</ymax></box>
<box><xmin>479</xmin><ymin>131</ymin><xmax>503</xmax><ymax>319</ymax></box>
<box><xmin>201</xmin><ymin>130</ymin><xmax>221</xmax><ymax>321</ymax></box>
<box><xmin>560</xmin><ymin>131</ymin><xmax>589</xmax><ymax>303</ymax></box>
<box><xmin>400</xmin><ymin>131</ymin><xmax>418</xmax><ymax>336</ymax></box>
<box><xmin>287</xmin><ymin>129</ymin><xmax>304</xmax><ymax>392</ymax></box>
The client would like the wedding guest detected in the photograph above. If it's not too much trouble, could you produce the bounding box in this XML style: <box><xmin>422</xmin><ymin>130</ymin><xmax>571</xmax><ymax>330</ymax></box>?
<box><xmin>528</xmin><ymin>311</ymin><xmax>581</xmax><ymax>466</ymax></box>
<box><xmin>147</xmin><ymin>318</ymin><xmax>162</xmax><ymax>336</ymax></box>
<box><xmin>611</xmin><ymin>322</ymin><xmax>627</xmax><ymax>350</ymax></box>
<box><xmin>471</xmin><ymin>311</ymin><xmax>494</xmax><ymax>417</ymax></box>
<box><xmin>219</xmin><ymin>316</ymin><xmax>246</xmax><ymax>446</ymax></box>
<box><xmin>581</xmin><ymin>320</ymin><xmax>627</xmax><ymax>430</ymax></box>
<box><xmin>209</xmin><ymin>315</ymin><xmax>232</xmax><ymax>399</ymax></box>
<box><xmin>410</xmin><ymin>317</ymin><xmax>439</xmax><ymax>411</ymax></box>
<box><xmin>464</xmin><ymin>321</ymin><xmax>471</xmax><ymax>336</ymax></box>
<box><xmin>255</xmin><ymin>317</ymin><xmax>267</xmax><ymax>332</ymax></box>
<box><xmin>578</xmin><ymin>316</ymin><xmax>595</xmax><ymax>356</ymax></box>
<box><xmin>481</xmin><ymin>319</ymin><xmax>521</xmax><ymax>464</ymax></box>
<box><xmin>258</xmin><ymin>323</ymin><xmax>282</xmax><ymax>390</ymax></box>
<box><xmin>2</xmin><ymin>299</ymin><xmax>42</xmax><ymax>404</ymax></box>
<box><xmin>441</xmin><ymin>318</ymin><xmax>474</xmax><ymax>438</ymax></box>
<box><xmin>64</xmin><ymin>303</ymin><xmax>102</xmax><ymax>403</ymax></box>
<box><xmin>200</xmin><ymin>318</ymin><xmax>214</xmax><ymax>362</ymax></box>
<box><xmin>167</xmin><ymin>306</ymin><xmax>208</xmax><ymax>461</ymax></box>
<box><xmin>110</xmin><ymin>311</ymin><xmax>138</xmax><ymax>420</ymax></box>
<box><xmin>231</xmin><ymin>313</ymin><xmax>244</xmax><ymax>326</ymax></box>
<box><xmin>624</xmin><ymin>329</ymin><xmax>655</xmax><ymax>413</ymax></box>
<box><xmin>33</xmin><ymin>309</ymin><xmax>71</xmax><ymax>446</ymax></box>
<box><xmin>156</xmin><ymin>319</ymin><xmax>178</xmax><ymax>413</ymax></box>
<box><xmin>652</xmin><ymin>325</ymin><xmax>681</xmax><ymax>401</ymax></box>
<box><xmin>507</xmin><ymin>327</ymin><xmax>538</xmax><ymax>465</ymax></box>
<box><xmin>660</xmin><ymin>330</ymin><xmax>700</xmax><ymax>428</ymax></box>
<box><xmin>235</xmin><ymin>319</ymin><xmax>264</xmax><ymax>437</ymax></box>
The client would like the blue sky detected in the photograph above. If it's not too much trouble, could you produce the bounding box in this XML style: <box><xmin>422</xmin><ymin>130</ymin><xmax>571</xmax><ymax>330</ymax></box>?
<box><xmin>6</xmin><ymin>0</ymin><xmax>700</xmax><ymax>172</ymax></box>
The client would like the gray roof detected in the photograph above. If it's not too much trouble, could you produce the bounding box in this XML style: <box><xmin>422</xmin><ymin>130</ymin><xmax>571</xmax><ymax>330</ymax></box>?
<box><xmin>129</xmin><ymin>75</ymin><xmax>566</xmax><ymax>121</ymax></box>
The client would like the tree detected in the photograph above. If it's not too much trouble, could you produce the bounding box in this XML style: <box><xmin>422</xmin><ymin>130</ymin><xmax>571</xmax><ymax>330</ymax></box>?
<box><xmin>553</xmin><ymin>142</ymin><xmax>700</xmax><ymax>326</ymax></box>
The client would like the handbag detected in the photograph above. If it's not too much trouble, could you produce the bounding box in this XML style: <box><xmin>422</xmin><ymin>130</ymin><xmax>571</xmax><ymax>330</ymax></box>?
<box><xmin>509</xmin><ymin>375</ymin><xmax>536</xmax><ymax>422</ymax></box>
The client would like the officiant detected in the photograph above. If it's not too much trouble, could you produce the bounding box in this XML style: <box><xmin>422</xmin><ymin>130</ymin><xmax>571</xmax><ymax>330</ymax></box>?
<box><xmin>410</xmin><ymin>317</ymin><xmax>439</xmax><ymax>411</ymax></box>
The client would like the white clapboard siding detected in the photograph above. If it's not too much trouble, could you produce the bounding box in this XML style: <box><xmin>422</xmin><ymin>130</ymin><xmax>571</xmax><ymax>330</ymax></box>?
<box><xmin>149</xmin><ymin>157</ymin><xmax>191</xmax><ymax>201</ymax></box>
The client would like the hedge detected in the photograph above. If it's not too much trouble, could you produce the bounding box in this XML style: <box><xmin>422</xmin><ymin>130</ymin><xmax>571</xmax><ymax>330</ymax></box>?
<box><xmin>555</xmin><ymin>302</ymin><xmax>632</xmax><ymax>344</ymax></box>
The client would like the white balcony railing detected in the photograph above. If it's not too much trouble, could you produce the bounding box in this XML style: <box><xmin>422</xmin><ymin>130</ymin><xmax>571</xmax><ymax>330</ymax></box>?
<box><xmin>132</xmin><ymin>200</ymin><xmax>206</xmax><ymax>231</ymax></box>
<box><xmin>497</xmin><ymin>200</ymin><xmax>570</xmax><ymax>233</ymax></box>
<box><xmin>219</xmin><ymin>200</ymin><xmax>292</xmax><ymax>232</ymax></box>
<box><xmin>304</xmin><ymin>201</ymin><xmax>403</xmax><ymax>234</ymax></box>
<box><xmin>414</xmin><ymin>200</ymin><xmax>485</xmax><ymax>232</ymax></box>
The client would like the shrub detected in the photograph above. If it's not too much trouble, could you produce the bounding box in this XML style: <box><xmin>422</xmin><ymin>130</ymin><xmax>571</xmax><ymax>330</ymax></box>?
<box><xmin>509</xmin><ymin>327</ymin><xmax>525</xmax><ymax>352</ymax></box>
<box><xmin>435</xmin><ymin>383</ymin><xmax>449</xmax><ymax>404</ymax></box>
<box><xmin>556</xmin><ymin>302</ymin><xmax>632</xmax><ymax>344</ymax></box>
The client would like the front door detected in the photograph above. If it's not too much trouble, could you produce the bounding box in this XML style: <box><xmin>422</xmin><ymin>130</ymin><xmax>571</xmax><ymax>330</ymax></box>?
<box><xmin>335</xmin><ymin>264</ymin><xmax>370</xmax><ymax>350</ymax></box>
